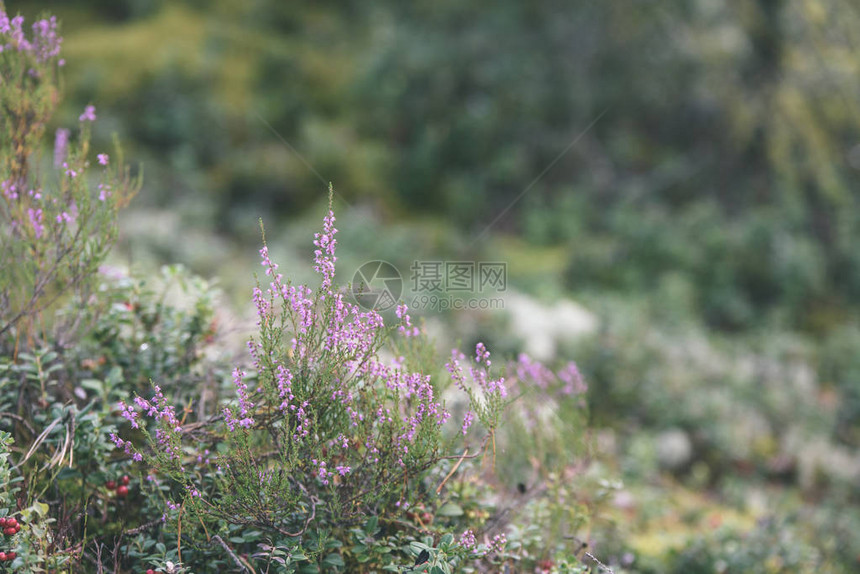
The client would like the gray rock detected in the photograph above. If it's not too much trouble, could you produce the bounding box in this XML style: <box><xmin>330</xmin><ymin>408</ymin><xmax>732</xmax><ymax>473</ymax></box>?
<box><xmin>656</xmin><ymin>428</ymin><xmax>693</xmax><ymax>471</ymax></box>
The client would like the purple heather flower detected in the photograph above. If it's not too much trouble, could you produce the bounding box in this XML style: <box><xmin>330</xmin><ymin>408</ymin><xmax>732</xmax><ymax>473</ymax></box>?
<box><xmin>513</xmin><ymin>353</ymin><xmax>555</xmax><ymax>390</ymax></box>
<box><xmin>448</xmin><ymin>344</ymin><xmax>507</xmax><ymax>397</ymax></box>
<box><xmin>223</xmin><ymin>407</ymin><xmax>237</xmax><ymax>432</ymax></box>
<box><xmin>461</xmin><ymin>410</ymin><xmax>474</xmax><ymax>435</ymax></box>
<box><xmin>475</xmin><ymin>342</ymin><xmax>491</xmax><ymax>366</ymax></box>
<box><xmin>488</xmin><ymin>533</ymin><xmax>507</xmax><ymax>554</ymax></box>
<box><xmin>53</xmin><ymin>128</ymin><xmax>69</xmax><ymax>167</ymax></box>
<box><xmin>27</xmin><ymin>207</ymin><xmax>43</xmax><ymax>238</ymax></box>
<box><xmin>276</xmin><ymin>365</ymin><xmax>294</xmax><ymax>411</ymax></box>
<box><xmin>313</xmin><ymin>208</ymin><xmax>337</xmax><ymax>292</ymax></box>
<box><xmin>118</xmin><ymin>400</ymin><xmax>140</xmax><ymax>429</ymax></box>
<box><xmin>336</xmin><ymin>465</ymin><xmax>351</xmax><ymax>476</ymax></box>
<box><xmin>0</xmin><ymin>9</ymin><xmax>9</xmax><ymax>35</ymax></box>
<box><xmin>6</xmin><ymin>15</ymin><xmax>30</xmax><ymax>52</ymax></box>
<box><xmin>31</xmin><ymin>16</ymin><xmax>62</xmax><ymax>62</ymax></box>
<box><xmin>446</xmin><ymin>349</ymin><xmax>468</xmax><ymax>392</ymax></box>
<box><xmin>232</xmin><ymin>367</ymin><xmax>255</xmax><ymax>425</ymax></box>
<box><xmin>458</xmin><ymin>530</ymin><xmax>477</xmax><ymax>549</ymax></box>
<box><xmin>0</xmin><ymin>180</ymin><xmax>17</xmax><ymax>200</ymax></box>
<box><xmin>97</xmin><ymin>153</ymin><xmax>109</xmax><ymax>166</ymax></box>
<box><xmin>396</xmin><ymin>303</ymin><xmax>419</xmax><ymax>337</ymax></box>
<box><xmin>110</xmin><ymin>432</ymin><xmax>136</xmax><ymax>457</ymax></box>
<box><xmin>558</xmin><ymin>362</ymin><xmax>587</xmax><ymax>396</ymax></box>
<box><xmin>79</xmin><ymin>105</ymin><xmax>96</xmax><ymax>122</ymax></box>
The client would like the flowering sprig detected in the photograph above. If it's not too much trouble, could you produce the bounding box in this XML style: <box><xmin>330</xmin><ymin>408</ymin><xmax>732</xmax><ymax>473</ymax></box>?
<box><xmin>506</xmin><ymin>354</ymin><xmax>589</xmax><ymax>422</ymax></box>
<box><xmin>0</xmin><ymin>4</ymin><xmax>140</xmax><ymax>341</ymax></box>
<box><xmin>0</xmin><ymin>8</ymin><xmax>62</xmax><ymax>64</ymax></box>
<box><xmin>396</xmin><ymin>303</ymin><xmax>420</xmax><ymax>338</ymax></box>
<box><xmin>111</xmin><ymin>384</ymin><xmax>185</xmax><ymax>468</ymax></box>
<box><xmin>446</xmin><ymin>343</ymin><xmax>510</xmax><ymax>437</ymax></box>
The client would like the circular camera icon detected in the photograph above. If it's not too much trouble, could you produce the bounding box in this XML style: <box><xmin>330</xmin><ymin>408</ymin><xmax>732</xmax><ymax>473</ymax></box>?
<box><xmin>352</xmin><ymin>261</ymin><xmax>402</xmax><ymax>311</ymax></box>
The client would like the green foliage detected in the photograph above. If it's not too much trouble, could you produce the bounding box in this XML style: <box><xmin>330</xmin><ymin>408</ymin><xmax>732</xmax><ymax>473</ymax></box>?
<box><xmin>662</xmin><ymin>518</ymin><xmax>825</xmax><ymax>574</ymax></box>
<box><xmin>819</xmin><ymin>325</ymin><xmax>860</xmax><ymax>447</ymax></box>
<box><xmin>39</xmin><ymin>0</ymin><xmax>860</xmax><ymax>333</ymax></box>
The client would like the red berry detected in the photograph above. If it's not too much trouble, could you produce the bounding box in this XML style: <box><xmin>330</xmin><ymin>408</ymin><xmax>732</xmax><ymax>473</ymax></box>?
<box><xmin>0</xmin><ymin>518</ymin><xmax>6</xmax><ymax>528</ymax></box>
<box><xmin>116</xmin><ymin>485</ymin><xmax>129</xmax><ymax>498</ymax></box>
<box><xmin>121</xmin><ymin>475</ymin><xmax>130</xmax><ymax>486</ymax></box>
<box><xmin>5</xmin><ymin>551</ymin><xmax>13</xmax><ymax>560</ymax></box>
<box><xmin>4</xmin><ymin>527</ymin><xmax>14</xmax><ymax>536</ymax></box>
<box><xmin>106</xmin><ymin>480</ymin><xmax>117</xmax><ymax>490</ymax></box>
<box><xmin>0</xmin><ymin>552</ymin><xmax>6</xmax><ymax>561</ymax></box>
<box><xmin>146</xmin><ymin>570</ymin><xmax>155</xmax><ymax>574</ymax></box>
<box><xmin>13</xmin><ymin>524</ymin><xmax>19</xmax><ymax>533</ymax></box>
<box><xmin>5</xmin><ymin>518</ymin><xmax>16</xmax><ymax>529</ymax></box>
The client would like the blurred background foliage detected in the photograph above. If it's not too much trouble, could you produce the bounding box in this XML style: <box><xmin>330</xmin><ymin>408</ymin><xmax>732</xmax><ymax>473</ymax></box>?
<box><xmin>17</xmin><ymin>0</ymin><xmax>858</xmax><ymax>331</ymax></box>
<box><xmin>10</xmin><ymin>0</ymin><xmax>860</xmax><ymax>571</ymax></box>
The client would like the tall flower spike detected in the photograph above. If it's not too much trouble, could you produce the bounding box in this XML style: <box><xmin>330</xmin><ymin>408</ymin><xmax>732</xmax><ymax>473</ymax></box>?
<box><xmin>53</xmin><ymin>128</ymin><xmax>69</xmax><ymax>167</ymax></box>
<box><xmin>313</xmin><ymin>195</ymin><xmax>338</xmax><ymax>292</ymax></box>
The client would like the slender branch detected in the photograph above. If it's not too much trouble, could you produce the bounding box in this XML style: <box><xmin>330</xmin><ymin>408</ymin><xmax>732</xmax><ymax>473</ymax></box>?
<box><xmin>122</xmin><ymin>518</ymin><xmax>162</xmax><ymax>536</ymax></box>
<box><xmin>212</xmin><ymin>535</ymin><xmax>254</xmax><ymax>573</ymax></box>
<box><xmin>435</xmin><ymin>448</ymin><xmax>468</xmax><ymax>494</ymax></box>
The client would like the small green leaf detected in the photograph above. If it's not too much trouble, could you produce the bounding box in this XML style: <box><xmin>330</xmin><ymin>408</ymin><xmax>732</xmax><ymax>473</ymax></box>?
<box><xmin>80</xmin><ymin>379</ymin><xmax>104</xmax><ymax>393</ymax></box>
<box><xmin>436</xmin><ymin>502</ymin><xmax>464</xmax><ymax>517</ymax></box>
<box><xmin>34</xmin><ymin>501</ymin><xmax>49</xmax><ymax>516</ymax></box>
<box><xmin>364</xmin><ymin>515</ymin><xmax>378</xmax><ymax>535</ymax></box>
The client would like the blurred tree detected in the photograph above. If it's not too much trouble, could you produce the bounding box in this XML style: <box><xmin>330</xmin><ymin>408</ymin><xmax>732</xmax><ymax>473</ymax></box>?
<box><xmin>17</xmin><ymin>0</ymin><xmax>860</xmax><ymax>330</ymax></box>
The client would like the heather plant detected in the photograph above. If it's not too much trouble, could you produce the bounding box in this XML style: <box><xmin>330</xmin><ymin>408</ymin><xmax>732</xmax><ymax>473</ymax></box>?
<box><xmin>0</xmin><ymin>1</ymin><xmax>139</xmax><ymax>347</ymax></box>
<box><xmin>111</xmin><ymin>197</ymin><xmax>548</xmax><ymax>571</ymax></box>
